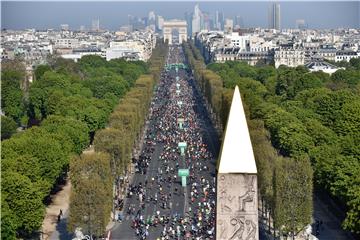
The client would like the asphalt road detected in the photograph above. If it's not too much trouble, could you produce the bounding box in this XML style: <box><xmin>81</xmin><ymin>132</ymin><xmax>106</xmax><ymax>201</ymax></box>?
<box><xmin>111</xmin><ymin>45</ymin><xmax>219</xmax><ymax>240</ymax></box>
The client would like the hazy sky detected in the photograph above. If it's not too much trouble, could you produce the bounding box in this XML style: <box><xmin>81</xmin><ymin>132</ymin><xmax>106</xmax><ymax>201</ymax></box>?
<box><xmin>1</xmin><ymin>1</ymin><xmax>359</xmax><ymax>30</ymax></box>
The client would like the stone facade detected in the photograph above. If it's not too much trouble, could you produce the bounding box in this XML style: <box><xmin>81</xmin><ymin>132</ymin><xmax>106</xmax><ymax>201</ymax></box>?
<box><xmin>217</xmin><ymin>173</ymin><xmax>258</xmax><ymax>240</ymax></box>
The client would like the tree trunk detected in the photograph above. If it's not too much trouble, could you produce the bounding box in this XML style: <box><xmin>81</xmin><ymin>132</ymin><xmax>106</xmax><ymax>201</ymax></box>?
<box><xmin>268</xmin><ymin>209</ymin><xmax>271</xmax><ymax>233</ymax></box>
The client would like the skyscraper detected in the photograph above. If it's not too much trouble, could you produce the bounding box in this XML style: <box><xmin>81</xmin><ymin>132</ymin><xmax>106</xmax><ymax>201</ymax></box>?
<box><xmin>92</xmin><ymin>18</ymin><xmax>100</xmax><ymax>31</ymax></box>
<box><xmin>192</xmin><ymin>4</ymin><xmax>201</xmax><ymax>35</ymax></box>
<box><xmin>148</xmin><ymin>11</ymin><xmax>156</xmax><ymax>31</ymax></box>
<box><xmin>296</xmin><ymin>19</ymin><xmax>306</xmax><ymax>29</ymax></box>
<box><xmin>202</xmin><ymin>12</ymin><xmax>211</xmax><ymax>31</ymax></box>
<box><xmin>148</xmin><ymin>11</ymin><xmax>156</xmax><ymax>23</ymax></box>
<box><xmin>184</xmin><ymin>12</ymin><xmax>193</xmax><ymax>36</ymax></box>
<box><xmin>235</xmin><ymin>15</ymin><xmax>244</xmax><ymax>29</ymax></box>
<box><xmin>218</xmin><ymin>12</ymin><xmax>225</xmax><ymax>30</ymax></box>
<box><xmin>156</xmin><ymin>15</ymin><xmax>164</xmax><ymax>32</ymax></box>
<box><xmin>224</xmin><ymin>18</ymin><xmax>234</xmax><ymax>34</ymax></box>
<box><xmin>214</xmin><ymin>11</ymin><xmax>220</xmax><ymax>30</ymax></box>
<box><xmin>60</xmin><ymin>24</ymin><xmax>69</xmax><ymax>31</ymax></box>
<box><xmin>268</xmin><ymin>3</ymin><xmax>281</xmax><ymax>30</ymax></box>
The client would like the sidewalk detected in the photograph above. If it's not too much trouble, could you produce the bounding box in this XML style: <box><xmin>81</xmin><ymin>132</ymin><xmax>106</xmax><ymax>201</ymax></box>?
<box><xmin>41</xmin><ymin>179</ymin><xmax>72</xmax><ymax>240</ymax></box>
<box><xmin>106</xmin><ymin>93</ymin><xmax>155</xmax><ymax>232</ymax></box>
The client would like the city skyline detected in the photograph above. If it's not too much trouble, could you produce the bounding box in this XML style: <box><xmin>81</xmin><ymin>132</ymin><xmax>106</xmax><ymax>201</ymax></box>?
<box><xmin>2</xmin><ymin>1</ymin><xmax>359</xmax><ymax>30</ymax></box>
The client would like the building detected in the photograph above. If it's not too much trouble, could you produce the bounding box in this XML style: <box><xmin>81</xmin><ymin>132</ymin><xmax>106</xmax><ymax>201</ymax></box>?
<box><xmin>318</xmin><ymin>44</ymin><xmax>337</xmax><ymax>61</ymax></box>
<box><xmin>235</xmin><ymin>15</ymin><xmax>244</xmax><ymax>29</ymax></box>
<box><xmin>106</xmin><ymin>30</ymin><xmax>155</xmax><ymax>61</ymax></box>
<box><xmin>61</xmin><ymin>48</ymin><xmax>104</xmax><ymax>62</ymax></box>
<box><xmin>274</xmin><ymin>43</ymin><xmax>304</xmax><ymax>68</ymax></box>
<box><xmin>226</xmin><ymin>32</ymin><xmax>250</xmax><ymax>49</ymax></box>
<box><xmin>335</xmin><ymin>50</ymin><xmax>359</xmax><ymax>62</ymax></box>
<box><xmin>268</xmin><ymin>3</ymin><xmax>281</xmax><ymax>30</ymax></box>
<box><xmin>148</xmin><ymin>11</ymin><xmax>156</xmax><ymax>24</ymax></box>
<box><xmin>192</xmin><ymin>4</ymin><xmax>202</xmax><ymax>35</ymax></box>
<box><xmin>163</xmin><ymin>20</ymin><xmax>187</xmax><ymax>44</ymax></box>
<box><xmin>224</xmin><ymin>19</ymin><xmax>234</xmax><ymax>34</ymax></box>
<box><xmin>119</xmin><ymin>25</ymin><xmax>133</xmax><ymax>33</ymax></box>
<box><xmin>214</xmin><ymin>11</ymin><xmax>221</xmax><ymax>30</ymax></box>
<box><xmin>54</xmin><ymin>38</ymin><xmax>79</xmax><ymax>49</ymax></box>
<box><xmin>184</xmin><ymin>12</ymin><xmax>193</xmax><ymax>36</ymax></box>
<box><xmin>157</xmin><ymin>15</ymin><xmax>164</xmax><ymax>32</ymax></box>
<box><xmin>305</xmin><ymin>56</ymin><xmax>342</xmax><ymax>75</ymax></box>
<box><xmin>202</xmin><ymin>12</ymin><xmax>211</xmax><ymax>31</ymax></box>
<box><xmin>296</xmin><ymin>19</ymin><xmax>306</xmax><ymax>29</ymax></box>
<box><xmin>148</xmin><ymin>11</ymin><xmax>156</xmax><ymax>32</ymax></box>
<box><xmin>92</xmin><ymin>19</ymin><xmax>100</xmax><ymax>32</ymax></box>
<box><xmin>60</xmin><ymin>24</ymin><xmax>69</xmax><ymax>31</ymax></box>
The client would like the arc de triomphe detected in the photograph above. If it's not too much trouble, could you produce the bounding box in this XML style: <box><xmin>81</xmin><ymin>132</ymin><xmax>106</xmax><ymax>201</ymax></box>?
<box><xmin>163</xmin><ymin>20</ymin><xmax>187</xmax><ymax>45</ymax></box>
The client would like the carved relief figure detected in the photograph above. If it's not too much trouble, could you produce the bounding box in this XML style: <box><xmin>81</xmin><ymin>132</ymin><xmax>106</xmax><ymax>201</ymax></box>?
<box><xmin>245</xmin><ymin>220</ymin><xmax>256</xmax><ymax>240</ymax></box>
<box><xmin>218</xmin><ymin>219</ymin><xmax>228</xmax><ymax>239</ymax></box>
<box><xmin>220</xmin><ymin>189</ymin><xmax>235</xmax><ymax>213</ymax></box>
<box><xmin>238</xmin><ymin>175</ymin><xmax>255</xmax><ymax>212</ymax></box>
<box><xmin>229</xmin><ymin>217</ymin><xmax>245</xmax><ymax>240</ymax></box>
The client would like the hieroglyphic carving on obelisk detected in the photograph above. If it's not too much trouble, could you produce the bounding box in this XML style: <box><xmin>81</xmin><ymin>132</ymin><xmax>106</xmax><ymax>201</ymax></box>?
<box><xmin>216</xmin><ymin>86</ymin><xmax>258</xmax><ymax>240</ymax></box>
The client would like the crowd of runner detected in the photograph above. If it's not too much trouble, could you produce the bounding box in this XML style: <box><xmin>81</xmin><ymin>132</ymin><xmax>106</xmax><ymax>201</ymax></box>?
<box><xmin>124</xmin><ymin>45</ymin><xmax>216</xmax><ymax>239</ymax></box>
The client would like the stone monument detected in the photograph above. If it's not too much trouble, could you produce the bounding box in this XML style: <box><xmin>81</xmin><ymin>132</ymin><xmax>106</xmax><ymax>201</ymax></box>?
<box><xmin>216</xmin><ymin>86</ymin><xmax>258</xmax><ymax>240</ymax></box>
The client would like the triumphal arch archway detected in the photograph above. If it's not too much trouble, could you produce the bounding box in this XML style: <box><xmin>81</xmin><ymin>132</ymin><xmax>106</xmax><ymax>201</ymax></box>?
<box><xmin>163</xmin><ymin>20</ymin><xmax>187</xmax><ymax>45</ymax></box>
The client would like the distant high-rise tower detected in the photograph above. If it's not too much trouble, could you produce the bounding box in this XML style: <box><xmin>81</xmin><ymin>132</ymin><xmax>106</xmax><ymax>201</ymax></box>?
<box><xmin>184</xmin><ymin>12</ymin><xmax>193</xmax><ymax>36</ymax></box>
<box><xmin>235</xmin><ymin>15</ymin><xmax>244</xmax><ymax>29</ymax></box>
<box><xmin>192</xmin><ymin>4</ymin><xmax>202</xmax><ymax>35</ymax></box>
<box><xmin>296</xmin><ymin>19</ymin><xmax>306</xmax><ymax>29</ymax></box>
<box><xmin>214</xmin><ymin>11</ymin><xmax>220</xmax><ymax>30</ymax></box>
<box><xmin>60</xmin><ymin>24</ymin><xmax>69</xmax><ymax>31</ymax></box>
<box><xmin>156</xmin><ymin>15</ymin><xmax>164</xmax><ymax>32</ymax></box>
<box><xmin>202</xmin><ymin>12</ymin><xmax>211</xmax><ymax>31</ymax></box>
<box><xmin>92</xmin><ymin>18</ymin><xmax>100</xmax><ymax>31</ymax></box>
<box><xmin>224</xmin><ymin>18</ymin><xmax>234</xmax><ymax>34</ymax></box>
<box><xmin>218</xmin><ymin>12</ymin><xmax>225</xmax><ymax>30</ymax></box>
<box><xmin>268</xmin><ymin>3</ymin><xmax>281</xmax><ymax>30</ymax></box>
<box><xmin>148</xmin><ymin>11</ymin><xmax>156</xmax><ymax>31</ymax></box>
<box><xmin>148</xmin><ymin>11</ymin><xmax>156</xmax><ymax>23</ymax></box>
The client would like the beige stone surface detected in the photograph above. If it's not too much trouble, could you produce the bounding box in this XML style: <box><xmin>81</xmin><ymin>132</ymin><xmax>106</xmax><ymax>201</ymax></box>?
<box><xmin>41</xmin><ymin>180</ymin><xmax>71</xmax><ymax>240</ymax></box>
<box><xmin>216</xmin><ymin>173</ymin><xmax>258</xmax><ymax>240</ymax></box>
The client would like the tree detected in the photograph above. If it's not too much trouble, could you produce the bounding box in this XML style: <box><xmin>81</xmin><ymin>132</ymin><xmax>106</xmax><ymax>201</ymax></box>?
<box><xmin>83</xmin><ymin>76</ymin><xmax>127</xmax><ymax>99</ymax></box>
<box><xmin>330</xmin><ymin>69</ymin><xmax>360</xmax><ymax>88</ymax></box>
<box><xmin>41</xmin><ymin>115</ymin><xmax>90</xmax><ymax>154</ymax></box>
<box><xmin>349</xmin><ymin>58</ymin><xmax>360</xmax><ymax>70</ymax></box>
<box><xmin>1</xmin><ymin>127</ymin><xmax>70</xmax><ymax>186</ymax></box>
<box><xmin>277</xmin><ymin>122</ymin><xmax>314</xmax><ymax>156</ymax></box>
<box><xmin>68</xmin><ymin>152</ymin><xmax>112</xmax><ymax>237</ymax></box>
<box><xmin>48</xmin><ymin>57</ymin><xmax>81</xmax><ymax>75</ymax></box>
<box><xmin>273</xmin><ymin>156</ymin><xmax>313</xmax><ymax>238</ymax></box>
<box><xmin>1</xmin><ymin>200</ymin><xmax>17</xmax><ymax>240</ymax></box>
<box><xmin>343</xmin><ymin>182</ymin><xmax>360</xmax><ymax>233</ymax></box>
<box><xmin>255</xmin><ymin>65</ymin><xmax>276</xmax><ymax>84</ymax></box>
<box><xmin>333</xmin><ymin>99</ymin><xmax>360</xmax><ymax>137</ymax></box>
<box><xmin>1</xmin><ymin>115</ymin><xmax>18</xmax><ymax>139</ymax></box>
<box><xmin>249</xmin><ymin>120</ymin><xmax>276</xmax><ymax>217</ymax></box>
<box><xmin>1</xmin><ymin>68</ymin><xmax>26</xmax><ymax>122</ymax></box>
<box><xmin>34</xmin><ymin>64</ymin><xmax>51</xmax><ymax>80</ymax></box>
<box><xmin>1</xmin><ymin>171</ymin><xmax>45</xmax><ymax>237</ymax></box>
<box><xmin>93</xmin><ymin>128</ymin><xmax>128</xmax><ymax>176</ymax></box>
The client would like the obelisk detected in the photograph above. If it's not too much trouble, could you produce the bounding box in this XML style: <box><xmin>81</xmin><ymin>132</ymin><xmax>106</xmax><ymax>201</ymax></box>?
<box><xmin>216</xmin><ymin>86</ymin><xmax>258</xmax><ymax>240</ymax></box>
